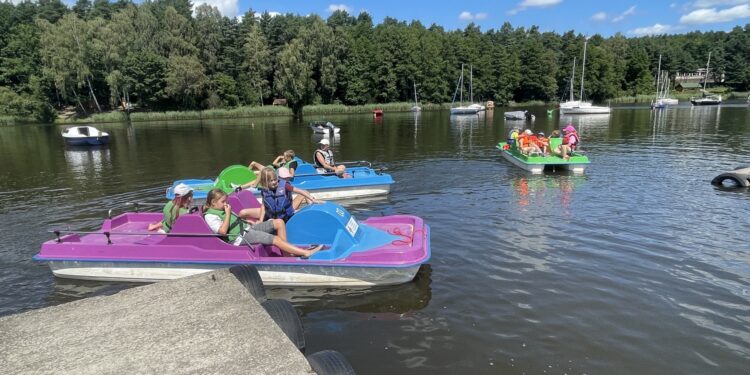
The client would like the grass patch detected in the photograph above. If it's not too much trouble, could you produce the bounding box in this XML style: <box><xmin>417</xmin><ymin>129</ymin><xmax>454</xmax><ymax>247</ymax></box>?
<box><xmin>507</xmin><ymin>100</ymin><xmax>547</xmax><ymax>107</ymax></box>
<box><xmin>130</xmin><ymin>106</ymin><xmax>293</xmax><ymax>122</ymax></box>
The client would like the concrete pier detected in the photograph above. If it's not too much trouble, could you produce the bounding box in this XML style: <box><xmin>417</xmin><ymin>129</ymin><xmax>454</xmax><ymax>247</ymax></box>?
<box><xmin>0</xmin><ymin>268</ymin><xmax>315</xmax><ymax>374</ymax></box>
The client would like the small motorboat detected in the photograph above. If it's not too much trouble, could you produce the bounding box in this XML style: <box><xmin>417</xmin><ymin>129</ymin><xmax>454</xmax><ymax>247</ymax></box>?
<box><xmin>504</xmin><ymin>110</ymin><xmax>535</xmax><ymax>121</ymax></box>
<box><xmin>309</xmin><ymin>121</ymin><xmax>340</xmax><ymax>134</ymax></box>
<box><xmin>373</xmin><ymin>108</ymin><xmax>383</xmax><ymax>117</ymax></box>
<box><xmin>690</xmin><ymin>94</ymin><xmax>722</xmax><ymax>106</ymax></box>
<box><xmin>35</xmin><ymin>190</ymin><xmax>430</xmax><ymax>286</ymax></box>
<box><xmin>496</xmin><ymin>138</ymin><xmax>589</xmax><ymax>174</ymax></box>
<box><xmin>167</xmin><ymin>159</ymin><xmax>394</xmax><ymax>201</ymax></box>
<box><xmin>61</xmin><ymin>126</ymin><xmax>109</xmax><ymax>146</ymax></box>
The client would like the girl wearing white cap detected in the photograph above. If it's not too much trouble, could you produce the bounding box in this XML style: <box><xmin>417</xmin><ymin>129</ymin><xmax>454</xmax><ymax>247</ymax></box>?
<box><xmin>147</xmin><ymin>183</ymin><xmax>194</xmax><ymax>233</ymax></box>
<box><xmin>314</xmin><ymin>138</ymin><xmax>347</xmax><ymax>177</ymax></box>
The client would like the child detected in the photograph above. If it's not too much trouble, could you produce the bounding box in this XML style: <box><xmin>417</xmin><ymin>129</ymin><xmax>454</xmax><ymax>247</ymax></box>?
<box><xmin>202</xmin><ymin>189</ymin><xmax>323</xmax><ymax>258</ymax></box>
<box><xmin>257</xmin><ymin>167</ymin><xmax>321</xmax><ymax>222</ymax></box>
<box><xmin>147</xmin><ymin>183</ymin><xmax>193</xmax><ymax>233</ymax></box>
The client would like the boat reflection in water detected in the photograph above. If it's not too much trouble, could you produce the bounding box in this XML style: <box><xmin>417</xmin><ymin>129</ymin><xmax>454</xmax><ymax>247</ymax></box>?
<box><xmin>267</xmin><ymin>265</ymin><xmax>432</xmax><ymax>317</ymax></box>
<box><xmin>311</xmin><ymin>132</ymin><xmax>341</xmax><ymax>146</ymax></box>
<box><xmin>63</xmin><ymin>146</ymin><xmax>111</xmax><ymax>179</ymax></box>
<box><xmin>511</xmin><ymin>174</ymin><xmax>587</xmax><ymax>214</ymax></box>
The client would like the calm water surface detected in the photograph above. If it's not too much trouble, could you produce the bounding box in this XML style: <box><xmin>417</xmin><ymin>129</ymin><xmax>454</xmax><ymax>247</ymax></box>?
<box><xmin>1</xmin><ymin>105</ymin><xmax>749</xmax><ymax>374</ymax></box>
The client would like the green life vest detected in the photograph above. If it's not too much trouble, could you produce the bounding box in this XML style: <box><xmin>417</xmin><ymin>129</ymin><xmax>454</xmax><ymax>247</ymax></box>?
<box><xmin>162</xmin><ymin>201</ymin><xmax>188</xmax><ymax>233</ymax></box>
<box><xmin>203</xmin><ymin>208</ymin><xmax>246</xmax><ymax>243</ymax></box>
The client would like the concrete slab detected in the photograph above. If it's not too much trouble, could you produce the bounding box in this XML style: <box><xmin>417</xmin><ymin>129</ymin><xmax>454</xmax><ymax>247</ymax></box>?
<box><xmin>0</xmin><ymin>269</ymin><xmax>314</xmax><ymax>374</ymax></box>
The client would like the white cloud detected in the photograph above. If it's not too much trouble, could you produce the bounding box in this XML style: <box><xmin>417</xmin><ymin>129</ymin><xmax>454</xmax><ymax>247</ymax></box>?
<box><xmin>459</xmin><ymin>11</ymin><xmax>489</xmax><ymax>21</ymax></box>
<box><xmin>680</xmin><ymin>4</ymin><xmax>750</xmax><ymax>23</ymax></box>
<box><xmin>612</xmin><ymin>5</ymin><xmax>637</xmax><ymax>22</ymax></box>
<box><xmin>509</xmin><ymin>0</ymin><xmax>562</xmax><ymax>14</ymax></box>
<box><xmin>691</xmin><ymin>0</ymin><xmax>748</xmax><ymax>7</ymax></box>
<box><xmin>591</xmin><ymin>12</ymin><xmax>607</xmax><ymax>21</ymax></box>
<box><xmin>629</xmin><ymin>23</ymin><xmax>674</xmax><ymax>36</ymax></box>
<box><xmin>193</xmin><ymin>0</ymin><xmax>239</xmax><ymax>18</ymax></box>
<box><xmin>327</xmin><ymin>4</ymin><xmax>352</xmax><ymax>13</ymax></box>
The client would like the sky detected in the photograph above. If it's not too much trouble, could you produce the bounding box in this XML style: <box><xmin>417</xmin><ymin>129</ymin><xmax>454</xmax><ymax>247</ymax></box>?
<box><xmin>185</xmin><ymin>0</ymin><xmax>750</xmax><ymax>36</ymax></box>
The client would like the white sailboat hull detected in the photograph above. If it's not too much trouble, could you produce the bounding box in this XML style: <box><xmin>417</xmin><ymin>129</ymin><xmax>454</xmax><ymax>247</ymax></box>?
<box><xmin>560</xmin><ymin>101</ymin><xmax>610</xmax><ymax>114</ymax></box>
<box><xmin>450</xmin><ymin>107</ymin><xmax>480</xmax><ymax>115</ymax></box>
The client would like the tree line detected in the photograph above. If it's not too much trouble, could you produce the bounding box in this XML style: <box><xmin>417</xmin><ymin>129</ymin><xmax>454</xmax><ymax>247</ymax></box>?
<box><xmin>1</xmin><ymin>0</ymin><xmax>749</xmax><ymax>121</ymax></box>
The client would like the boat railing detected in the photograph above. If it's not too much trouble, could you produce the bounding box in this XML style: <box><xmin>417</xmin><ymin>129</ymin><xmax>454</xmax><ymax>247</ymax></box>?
<box><xmin>338</xmin><ymin>160</ymin><xmax>372</xmax><ymax>168</ymax></box>
<box><xmin>48</xmin><ymin>228</ymin><xmax>229</xmax><ymax>245</ymax></box>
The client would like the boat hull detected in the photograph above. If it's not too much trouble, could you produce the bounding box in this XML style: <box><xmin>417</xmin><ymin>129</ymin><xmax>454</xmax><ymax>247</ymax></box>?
<box><xmin>690</xmin><ymin>99</ymin><xmax>721</xmax><ymax>105</ymax></box>
<box><xmin>63</xmin><ymin>136</ymin><xmax>110</xmax><ymax>146</ymax></box>
<box><xmin>560</xmin><ymin>106</ymin><xmax>610</xmax><ymax>115</ymax></box>
<box><xmin>497</xmin><ymin>142</ymin><xmax>589</xmax><ymax>174</ymax></box>
<box><xmin>47</xmin><ymin>260</ymin><xmax>421</xmax><ymax>286</ymax></box>
<box><xmin>450</xmin><ymin>107</ymin><xmax>480</xmax><ymax>115</ymax></box>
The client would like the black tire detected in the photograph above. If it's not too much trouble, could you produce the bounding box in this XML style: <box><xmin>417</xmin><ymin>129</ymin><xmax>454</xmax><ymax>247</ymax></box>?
<box><xmin>229</xmin><ymin>265</ymin><xmax>266</xmax><ymax>301</ymax></box>
<box><xmin>261</xmin><ymin>299</ymin><xmax>305</xmax><ymax>352</ymax></box>
<box><xmin>711</xmin><ymin>172</ymin><xmax>750</xmax><ymax>187</ymax></box>
<box><xmin>307</xmin><ymin>350</ymin><xmax>355</xmax><ymax>375</ymax></box>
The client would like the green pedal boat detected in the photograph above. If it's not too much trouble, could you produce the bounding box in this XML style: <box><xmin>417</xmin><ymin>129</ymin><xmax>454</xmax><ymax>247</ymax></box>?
<box><xmin>496</xmin><ymin>138</ymin><xmax>590</xmax><ymax>174</ymax></box>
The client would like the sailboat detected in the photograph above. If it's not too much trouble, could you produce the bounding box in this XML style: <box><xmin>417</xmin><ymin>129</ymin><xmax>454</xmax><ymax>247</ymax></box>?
<box><xmin>450</xmin><ymin>64</ymin><xmax>481</xmax><ymax>115</ymax></box>
<box><xmin>559</xmin><ymin>39</ymin><xmax>611</xmax><ymax>115</ymax></box>
<box><xmin>411</xmin><ymin>81</ymin><xmax>421</xmax><ymax>112</ymax></box>
<box><xmin>690</xmin><ymin>52</ymin><xmax>722</xmax><ymax>106</ymax></box>
<box><xmin>651</xmin><ymin>54</ymin><xmax>678</xmax><ymax>109</ymax></box>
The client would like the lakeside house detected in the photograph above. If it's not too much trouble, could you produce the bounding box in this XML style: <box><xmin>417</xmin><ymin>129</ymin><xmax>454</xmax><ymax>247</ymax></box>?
<box><xmin>674</xmin><ymin>68</ymin><xmax>724</xmax><ymax>92</ymax></box>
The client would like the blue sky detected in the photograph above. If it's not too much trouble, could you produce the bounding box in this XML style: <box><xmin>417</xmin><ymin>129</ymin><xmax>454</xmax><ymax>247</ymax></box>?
<box><xmin>188</xmin><ymin>0</ymin><xmax>750</xmax><ymax>36</ymax></box>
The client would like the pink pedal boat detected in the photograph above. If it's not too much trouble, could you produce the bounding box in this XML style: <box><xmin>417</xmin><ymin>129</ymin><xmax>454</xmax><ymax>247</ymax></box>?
<box><xmin>35</xmin><ymin>190</ymin><xmax>430</xmax><ymax>286</ymax></box>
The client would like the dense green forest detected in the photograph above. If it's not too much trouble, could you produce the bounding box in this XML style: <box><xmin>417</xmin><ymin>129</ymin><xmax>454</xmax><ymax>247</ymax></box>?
<box><xmin>2</xmin><ymin>0</ymin><xmax>750</xmax><ymax>121</ymax></box>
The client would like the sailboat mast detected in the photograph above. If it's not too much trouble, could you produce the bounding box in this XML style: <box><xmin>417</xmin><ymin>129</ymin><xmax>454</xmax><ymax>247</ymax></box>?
<box><xmin>469</xmin><ymin>65</ymin><xmax>473</xmax><ymax>103</ymax></box>
<box><xmin>580</xmin><ymin>39</ymin><xmax>587</xmax><ymax>101</ymax></box>
<box><xmin>414</xmin><ymin>82</ymin><xmax>418</xmax><ymax>105</ymax></box>
<box><xmin>703</xmin><ymin>52</ymin><xmax>711</xmax><ymax>92</ymax></box>
<box><xmin>569</xmin><ymin>57</ymin><xmax>576</xmax><ymax>101</ymax></box>
<box><xmin>656</xmin><ymin>54</ymin><xmax>662</xmax><ymax>100</ymax></box>
<box><xmin>460</xmin><ymin>64</ymin><xmax>464</xmax><ymax>105</ymax></box>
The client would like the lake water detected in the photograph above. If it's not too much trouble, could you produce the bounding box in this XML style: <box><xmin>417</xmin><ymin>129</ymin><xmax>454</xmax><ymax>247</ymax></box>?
<box><xmin>1</xmin><ymin>105</ymin><xmax>749</xmax><ymax>374</ymax></box>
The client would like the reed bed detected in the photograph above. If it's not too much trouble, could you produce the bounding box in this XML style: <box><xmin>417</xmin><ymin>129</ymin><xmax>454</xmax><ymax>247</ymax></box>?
<box><xmin>302</xmin><ymin>102</ymin><xmax>450</xmax><ymax>114</ymax></box>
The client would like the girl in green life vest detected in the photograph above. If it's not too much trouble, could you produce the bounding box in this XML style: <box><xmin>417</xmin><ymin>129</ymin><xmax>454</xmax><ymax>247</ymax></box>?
<box><xmin>246</xmin><ymin>150</ymin><xmax>299</xmax><ymax>188</ymax></box>
<box><xmin>147</xmin><ymin>183</ymin><xmax>194</xmax><ymax>233</ymax></box>
<box><xmin>202</xmin><ymin>189</ymin><xmax>323</xmax><ymax>258</ymax></box>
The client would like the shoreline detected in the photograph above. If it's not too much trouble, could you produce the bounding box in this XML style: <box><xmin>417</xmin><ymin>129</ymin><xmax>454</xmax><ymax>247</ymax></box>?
<box><xmin>2</xmin><ymin>92</ymin><xmax>747</xmax><ymax>126</ymax></box>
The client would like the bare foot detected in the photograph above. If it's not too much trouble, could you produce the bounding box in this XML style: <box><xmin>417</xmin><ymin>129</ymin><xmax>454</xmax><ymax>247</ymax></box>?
<box><xmin>301</xmin><ymin>245</ymin><xmax>324</xmax><ymax>259</ymax></box>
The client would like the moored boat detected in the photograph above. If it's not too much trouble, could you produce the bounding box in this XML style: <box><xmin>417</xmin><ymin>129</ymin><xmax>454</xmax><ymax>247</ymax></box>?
<box><xmin>690</xmin><ymin>52</ymin><xmax>722</xmax><ymax>106</ymax></box>
<box><xmin>690</xmin><ymin>94</ymin><xmax>722</xmax><ymax>106</ymax></box>
<box><xmin>62</xmin><ymin>126</ymin><xmax>110</xmax><ymax>146</ymax></box>
<box><xmin>167</xmin><ymin>160</ymin><xmax>394</xmax><ymax>201</ymax></box>
<box><xmin>34</xmin><ymin>190</ymin><xmax>430</xmax><ymax>286</ymax></box>
<box><xmin>559</xmin><ymin>41</ymin><xmax>611</xmax><ymax>115</ymax></box>
<box><xmin>450</xmin><ymin>64</ymin><xmax>483</xmax><ymax>116</ymax></box>
<box><xmin>309</xmin><ymin>121</ymin><xmax>340</xmax><ymax>134</ymax></box>
<box><xmin>504</xmin><ymin>110</ymin><xmax>535</xmax><ymax>121</ymax></box>
<box><xmin>496</xmin><ymin>138</ymin><xmax>589</xmax><ymax>174</ymax></box>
